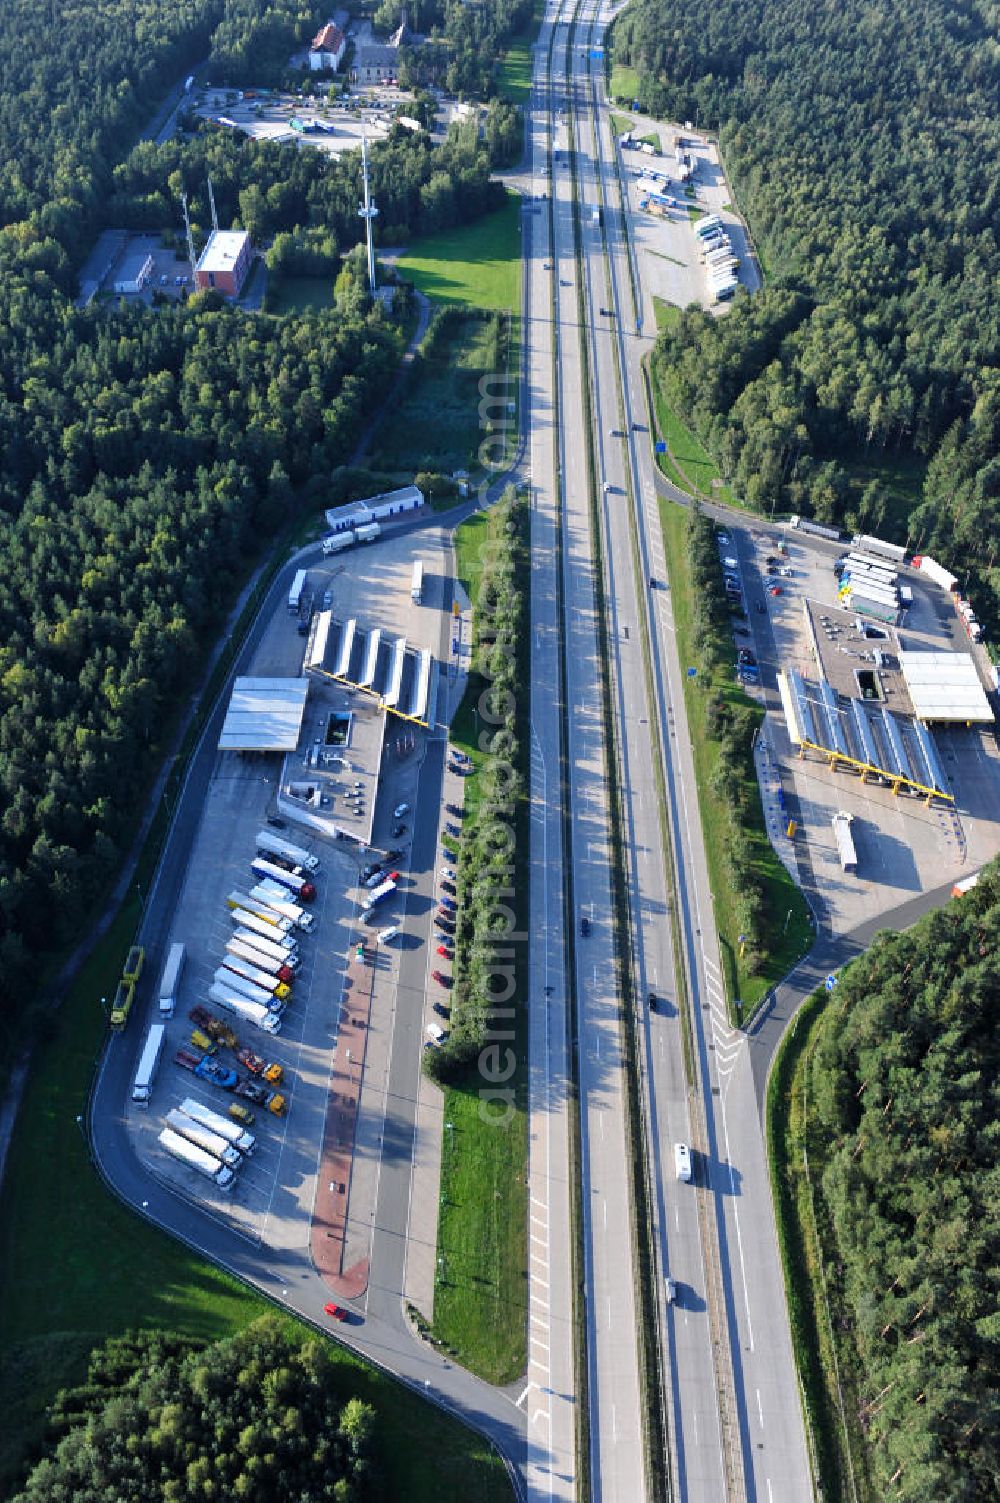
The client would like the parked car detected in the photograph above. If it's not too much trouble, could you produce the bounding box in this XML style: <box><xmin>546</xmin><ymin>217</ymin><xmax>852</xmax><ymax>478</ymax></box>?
<box><xmin>437</xmin><ymin>944</ymin><xmax>453</xmax><ymax>959</ymax></box>
<box><xmin>446</xmin><ymin>803</ymin><xmax>463</xmax><ymax>818</ymax></box>
<box><xmin>436</xmin><ymin>914</ymin><xmax>456</xmax><ymax>933</ymax></box>
<box><xmin>393</xmin><ymin>802</ymin><xmax>410</xmax><ymax>818</ymax></box>
<box><xmin>361</xmin><ymin>862</ymin><xmax>381</xmax><ymax>882</ymax></box>
<box><xmin>433</xmin><ymin>1001</ymin><xmax>451</xmax><ymax>1019</ymax></box>
<box><xmin>768</xmin><ymin>584</ymin><xmax>782</xmax><ymax>596</ymax></box>
<box><xmin>432</xmin><ymin>970</ymin><xmax>452</xmax><ymax>987</ymax></box>
<box><xmin>439</xmin><ymin>896</ymin><xmax>457</xmax><ymax>912</ymax></box>
<box><xmin>384</xmin><ymin>847</ymin><xmax>404</xmax><ymax>860</ymax></box>
<box><xmin>324</xmin><ymin>1302</ymin><xmax>347</xmax><ymax>1321</ymax></box>
<box><xmin>445</xmin><ymin>822</ymin><xmax>461</xmax><ymax>838</ymax></box>
<box><xmin>440</xmin><ymin>880</ymin><xmax>457</xmax><ymax>896</ymax></box>
<box><xmin>426</xmin><ymin>1023</ymin><xmax>447</xmax><ymax>1047</ymax></box>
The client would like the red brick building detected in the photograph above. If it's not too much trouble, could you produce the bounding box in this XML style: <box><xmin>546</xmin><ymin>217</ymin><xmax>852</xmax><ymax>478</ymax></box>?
<box><xmin>194</xmin><ymin>229</ymin><xmax>252</xmax><ymax>298</ymax></box>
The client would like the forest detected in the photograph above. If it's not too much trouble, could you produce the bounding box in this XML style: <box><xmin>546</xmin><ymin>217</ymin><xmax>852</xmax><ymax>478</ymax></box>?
<box><xmin>804</xmin><ymin>861</ymin><xmax>1000</xmax><ymax>1499</ymax></box>
<box><xmin>614</xmin><ymin>0</ymin><xmax>1000</xmax><ymax>638</ymax></box>
<box><xmin>374</xmin><ymin>0</ymin><xmax>534</xmax><ymax>98</ymax></box>
<box><xmin>13</xmin><ymin>1320</ymin><xmax>378</xmax><ymax>1500</ymax></box>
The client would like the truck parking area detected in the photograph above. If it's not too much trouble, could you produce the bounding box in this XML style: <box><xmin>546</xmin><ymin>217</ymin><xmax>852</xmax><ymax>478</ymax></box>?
<box><xmin>121</xmin><ymin>523</ymin><xmax>460</xmax><ymax>1275</ymax></box>
<box><xmin>719</xmin><ymin>521</ymin><xmax>1000</xmax><ymax>936</ymax></box>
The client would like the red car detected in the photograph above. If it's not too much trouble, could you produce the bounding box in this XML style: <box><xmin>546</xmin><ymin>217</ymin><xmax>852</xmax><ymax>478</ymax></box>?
<box><xmin>432</xmin><ymin>969</ymin><xmax>451</xmax><ymax>986</ymax></box>
<box><xmin>436</xmin><ymin>944</ymin><xmax>453</xmax><ymax>959</ymax></box>
<box><xmin>768</xmin><ymin>584</ymin><xmax>782</xmax><ymax>596</ymax></box>
<box><xmin>324</xmin><ymin>1302</ymin><xmax>347</xmax><ymax>1321</ymax></box>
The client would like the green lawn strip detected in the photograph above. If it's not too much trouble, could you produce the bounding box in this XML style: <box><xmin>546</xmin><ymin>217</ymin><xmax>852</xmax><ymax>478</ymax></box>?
<box><xmin>377</xmin><ymin>315</ymin><xmax>504</xmax><ymax>477</ymax></box>
<box><xmin>767</xmin><ymin>987</ymin><xmax>853</xmax><ymax>1499</ymax></box>
<box><xmin>652</xmin><ymin>295</ymin><xmax>680</xmax><ymax>331</ymax></box>
<box><xmin>497</xmin><ymin>0</ymin><xmax>543</xmax><ymax>105</ymax></box>
<box><xmin>426</xmin><ymin>501</ymin><xmax>529</xmax><ymax>1384</ymax></box>
<box><xmin>658</xmin><ymin>501</ymin><xmax>812</xmax><ymax>1017</ymax></box>
<box><xmin>609</xmin><ymin>63</ymin><xmax>641</xmax><ymax>104</ymax></box>
<box><xmin>0</xmin><ymin>895</ymin><xmax>512</xmax><ymax>1500</ymax></box>
<box><xmin>397</xmin><ymin>196</ymin><xmax>522</xmax><ymax>312</ymax></box>
<box><xmin>610</xmin><ymin>111</ymin><xmax>633</xmax><ymax>135</ymax></box>
<box><xmin>649</xmin><ymin>378</ymin><xmax>739</xmax><ymax>504</ymax></box>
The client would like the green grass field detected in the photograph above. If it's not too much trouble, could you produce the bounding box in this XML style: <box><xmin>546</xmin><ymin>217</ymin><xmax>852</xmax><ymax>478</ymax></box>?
<box><xmin>609</xmin><ymin>63</ymin><xmax>641</xmax><ymax>105</ymax></box>
<box><xmin>652</xmin><ymin>296</ymin><xmax>681</xmax><ymax>332</ymax></box>
<box><xmin>397</xmin><ymin>197</ymin><xmax>522</xmax><ymax>313</ymax></box>
<box><xmin>497</xmin><ymin>0</ymin><xmax>542</xmax><ymax>105</ymax></box>
<box><xmin>650</xmin><ymin>381</ymin><xmax>737</xmax><ymax>504</ymax></box>
<box><xmin>426</xmin><ymin>501</ymin><xmax>528</xmax><ymax>1384</ymax></box>
<box><xmin>376</xmin><ymin>316</ymin><xmax>507</xmax><ymax>479</ymax></box>
<box><xmin>658</xmin><ymin>500</ymin><xmax>813</xmax><ymax>1017</ymax></box>
<box><xmin>267</xmin><ymin>276</ymin><xmax>334</xmax><ymax>313</ymax></box>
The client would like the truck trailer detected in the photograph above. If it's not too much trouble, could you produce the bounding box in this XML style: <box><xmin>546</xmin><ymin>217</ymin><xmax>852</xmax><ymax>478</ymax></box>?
<box><xmin>110</xmin><ymin>979</ymin><xmax>136</xmax><ymax>1031</ymax></box>
<box><xmin>355</xmin><ymin>521</ymin><xmax>381</xmax><ymax>542</ymax></box>
<box><xmin>230</xmin><ymin>909</ymin><xmax>299</xmax><ymax>954</ymax></box>
<box><xmin>255</xmin><ymin>829</ymin><xmax>320</xmax><ymax>873</ymax></box>
<box><xmin>362</xmin><ymin>878</ymin><xmax>397</xmax><ymax>911</ymax></box>
<box><xmin>232</xmin><ymin>925</ymin><xmax>299</xmax><ymax>968</ymax></box>
<box><xmin>249</xmin><ymin>882</ymin><xmax>316</xmax><ymax>930</ymax></box>
<box><xmin>832</xmin><ymin>812</ymin><xmax>858</xmax><ymax>873</ymax></box>
<box><xmin>322</xmin><ymin>531</ymin><xmax>355</xmax><ymax>555</ymax></box>
<box><xmin>226</xmin><ymin>937</ymin><xmax>295</xmax><ymax>986</ymax></box>
<box><xmin>157</xmin><ymin>942</ymin><xmax>186</xmax><ymax>1018</ymax></box>
<box><xmin>158</xmin><ymin>1126</ymin><xmax>235</xmax><ymax>1189</ymax></box>
<box><xmin>288</xmin><ymin>569</ymin><xmax>307</xmax><ymax>613</ymax></box>
<box><xmin>411</xmin><ymin>560</ymin><xmax>424</xmax><ymax>604</ymax></box>
<box><xmin>226</xmin><ymin>889</ymin><xmax>294</xmax><ymax>932</ymax></box>
<box><xmin>216</xmin><ymin>960</ymin><xmax>288</xmax><ymax>1003</ymax></box>
<box><xmin>132</xmin><ymin>1022</ymin><xmax>166</xmax><ymax>1106</ymax></box>
<box><xmin>207</xmin><ymin>982</ymin><xmax>282</xmax><ymax>1035</ymax></box>
<box><xmin>165</xmin><ymin>1108</ymin><xmax>242</xmax><ymax>1169</ymax></box>
<box><xmin>178</xmin><ymin>1096</ymin><xmax>255</xmax><ymax>1153</ymax></box>
<box><xmin>250</xmin><ymin>857</ymin><xmax>316</xmax><ymax>901</ymax></box>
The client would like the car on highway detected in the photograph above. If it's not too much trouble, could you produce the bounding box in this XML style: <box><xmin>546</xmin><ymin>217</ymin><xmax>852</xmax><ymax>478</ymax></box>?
<box><xmin>664</xmin><ymin>1277</ymin><xmax>677</xmax><ymax>1305</ymax></box>
<box><xmin>324</xmin><ymin>1302</ymin><xmax>348</xmax><ymax>1321</ymax></box>
<box><xmin>674</xmin><ymin>1142</ymin><xmax>693</xmax><ymax>1182</ymax></box>
<box><xmin>603</xmin><ymin>481</ymin><xmax>612</xmax><ymax>494</ymax></box>
<box><xmin>609</xmin><ymin>427</ymin><xmax>623</xmax><ymax>438</ymax></box>
<box><xmin>580</xmin><ymin>915</ymin><xmax>591</xmax><ymax>937</ymax></box>
<box><xmin>648</xmin><ymin>991</ymin><xmax>657</xmax><ymax>1011</ymax></box>
<box><xmin>393</xmin><ymin>802</ymin><xmax>411</xmax><ymax>818</ymax></box>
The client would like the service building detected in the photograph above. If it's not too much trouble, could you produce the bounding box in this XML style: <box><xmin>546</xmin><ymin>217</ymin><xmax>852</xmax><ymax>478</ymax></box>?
<box><xmin>194</xmin><ymin>229</ymin><xmax>253</xmax><ymax>298</ymax></box>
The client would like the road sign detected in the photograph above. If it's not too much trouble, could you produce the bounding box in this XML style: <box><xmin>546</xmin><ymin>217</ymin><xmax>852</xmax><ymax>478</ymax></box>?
<box><xmin>655</xmin><ymin>440</ymin><xmax>667</xmax><ymax>453</ymax></box>
<box><xmin>825</xmin><ymin>973</ymin><xmax>838</xmax><ymax>991</ymax></box>
<box><xmin>686</xmin><ymin>667</ymin><xmax>697</xmax><ymax>678</ymax></box>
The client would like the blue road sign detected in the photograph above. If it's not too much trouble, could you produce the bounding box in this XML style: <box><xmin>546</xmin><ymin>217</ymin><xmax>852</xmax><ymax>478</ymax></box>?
<box><xmin>825</xmin><ymin>973</ymin><xmax>838</xmax><ymax>991</ymax></box>
<box><xmin>655</xmin><ymin>440</ymin><xmax>667</xmax><ymax>453</ymax></box>
<box><xmin>687</xmin><ymin>667</ymin><xmax>697</xmax><ymax>678</ymax></box>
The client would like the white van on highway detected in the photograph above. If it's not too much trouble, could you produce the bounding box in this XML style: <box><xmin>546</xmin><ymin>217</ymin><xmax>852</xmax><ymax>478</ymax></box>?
<box><xmin>674</xmin><ymin>1142</ymin><xmax>693</xmax><ymax>1182</ymax></box>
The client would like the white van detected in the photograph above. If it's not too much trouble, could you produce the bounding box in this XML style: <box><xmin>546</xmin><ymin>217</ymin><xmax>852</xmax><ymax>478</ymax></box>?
<box><xmin>674</xmin><ymin>1142</ymin><xmax>693</xmax><ymax>1182</ymax></box>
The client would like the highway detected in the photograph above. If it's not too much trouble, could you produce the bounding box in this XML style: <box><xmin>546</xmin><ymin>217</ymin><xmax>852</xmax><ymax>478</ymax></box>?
<box><xmin>566</xmin><ymin>8</ymin><xmax>816</xmax><ymax>1499</ymax></box>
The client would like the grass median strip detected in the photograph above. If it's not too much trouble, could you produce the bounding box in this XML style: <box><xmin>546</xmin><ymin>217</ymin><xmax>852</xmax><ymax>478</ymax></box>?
<box><xmin>422</xmin><ymin>488</ymin><xmax>529</xmax><ymax>1385</ymax></box>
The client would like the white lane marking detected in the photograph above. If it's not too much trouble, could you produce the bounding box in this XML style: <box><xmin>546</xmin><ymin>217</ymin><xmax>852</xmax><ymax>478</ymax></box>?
<box><xmin>757</xmin><ymin>1387</ymin><xmax>764</xmax><ymax>1429</ymax></box>
<box><xmin>515</xmin><ymin>1383</ymin><xmax>531</xmax><ymax>1408</ymax></box>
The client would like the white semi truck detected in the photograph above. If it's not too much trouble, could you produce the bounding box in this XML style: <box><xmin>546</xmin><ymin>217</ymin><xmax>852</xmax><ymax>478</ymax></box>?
<box><xmin>226</xmin><ymin>937</ymin><xmax>295</xmax><ymax>983</ymax></box>
<box><xmin>178</xmin><ymin>1096</ymin><xmax>255</xmax><ymax>1154</ymax></box>
<box><xmin>250</xmin><ymin>882</ymin><xmax>316</xmax><ymax>931</ymax></box>
<box><xmin>166</xmin><ymin>1108</ymin><xmax>243</xmax><ymax>1169</ymax></box>
<box><xmin>226</xmin><ymin>889</ymin><xmax>294</xmax><ymax>932</ymax></box>
<box><xmin>157</xmin><ymin>942</ymin><xmax>186</xmax><ymax>1019</ymax></box>
<box><xmin>131</xmin><ymin>1022</ymin><xmax>166</xmax><ymax>1106</ymax></box>
<box><xmin>232</xmin><ymin>926</ymin><xmax>299</xmax><ymax>969</ymax></box>
<box><xmin>288</xmin><ymin>568</ymin><xmax>307</xmax><ymax>612</ymax></box>
<box><xmin>158</xmin><ymin>1126</ymin><xmax>235</xmax><ymax>1189</ymax></box>
<box><xmin>362</xmin><ymin>877</ymin><xmax>397</xmax><ymax>912</ymax></box>
<box><xmin>255</xmin><ymin>829</ymin><xmax>320</xmax><ymax>872</ymax></box>
<box><xmin>230</xmin><ymin>909</ymin><xmax>299</xmax><ymax>956</ymax></box>
<box><xmin>208</xmin><ymin>981</ymin><xmax>282</xmax><ymax>1035</ymax></box>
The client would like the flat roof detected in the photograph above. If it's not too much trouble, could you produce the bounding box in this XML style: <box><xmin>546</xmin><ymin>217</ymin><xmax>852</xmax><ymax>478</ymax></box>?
<box><xmin>218</xmin><ymin>676</ymin><xmax>310</xmax><ymax>751</ymax></box>
<box><xmin>196</xmin><ymin>229</ymin><xmax>250</xmax><ymax>276</ymax></box>
<box><xmin>898</xmin><ymin>651</ymin><xmax>994</xmax><ymax>724</ymax></box>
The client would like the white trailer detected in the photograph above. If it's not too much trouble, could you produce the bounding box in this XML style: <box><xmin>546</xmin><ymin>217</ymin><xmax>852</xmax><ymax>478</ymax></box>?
<box><xmin>362</xmin><ymin>877</ymin><xmax>397</xmax><ymax>911</ymax></box>
<box><xmin>131</xmin><ymin>1023</ymin><xmax>166</xmax><ymax>1106</ymax></box>
<box><xmin>832</xmin><ymin>812</ymin><xmax>857</xmax><ymax>873</ymax></box>
<box><xmin>250</xmin><ymin>857</ymin><xmax>313</xmax><ymax>897</ymax></box>
<box><xmin>166</xmin><ymin>1108</ymin><xmax>242</xmax><ymax>1169</ymax></box>
<box><xmin>212</xmin><ymin>966</ymin><xmax>280</xmax><ymax>1010</ymax></box>
<box><xmin>157</xmin><ymin>942</ymin><xmax>185</xmax><ymax>1019</ymax></box>
<box><xmin>917</xmin><ymin>554</ymin><xmax>958</xmax><ymax>593</ymax></box>
<box><xmin>322</xmin><ymin>531</ymin><xmax>356</xmax><ymax>556</ymax></box>
<box><xmin>208</xmin><ymin>981</ymin><xmax>282</xmax><ymax>1034</ymax></box>
<box><xmin>255</xmin><ymin>829</ymin><xmax>320</xmax><ymax>873</ymax></box>
<box><xmin>250</xmin><ymin>882</ymin><xmax>315</xmax><ymax>930</ymax></box>
<box><xmin>178</xmin><ymin>1097</ymin><xmax>255</xmax><ymax>1154</ymax></box>
<box><xmin>158</xmin><ymin>1126</ymin><xmax>235</xmax><ymax>1189</ymax></box>
<box><xmin>230</xmin><ymin>909</ymin><xmax>298</xmax><ymax>955</ymax></box>
<box><xmin>789</xmin><ymin>515</ymin><xmax>844</xmax><ymax>541</ymax></box>
<box><xmin>288</xmin><ymin>568</ymin><xmax>308</xmax><ymax>613</ymax></box>
<box><xmin>218</xmin><ymin>957</ymin><xmax>287</xmax><ymax>1000</ymax></box>
<box><xmin>355</xmin><ymin>521</ymin><xmax>381</xmax><ymax>542</ymax></box>
<box><xmin>411</xmin><ymin>560</ymin><xmax>424</xmax><ymax>603</ymax></box>
<box><xmin>232</xmin><ymin>925</ymin><xmax>299</xmax><ymax>968</ymax></box>
<box><xmin>226</xmin><ymin>937</ymin><xmax>292</xmax><ymax>980</ymax></box>
<box><xmin>226</xmin><ymin>889</ymin><xmax>294</xmax><ymax>932</ymax></box>
<box><xmin>852</xmin><ymin>533</ymin><xmax>907</xmax><ymax>564</ymax></box>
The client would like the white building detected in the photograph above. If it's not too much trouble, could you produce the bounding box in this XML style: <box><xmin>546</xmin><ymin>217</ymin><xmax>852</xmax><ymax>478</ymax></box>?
<box><xmin>309</xmin><ymin>21</ymin><xmax>346</xmax><ymax>70</ymax></box>
<box><xmin>113</xmin><ymin>251</ymin><xmax>154</xmax><ymax>294</ymax></box>
<box><xmin>325</xmin><ymin>484</ymin><xmax>424</xmax><ymax>533</ymax></box>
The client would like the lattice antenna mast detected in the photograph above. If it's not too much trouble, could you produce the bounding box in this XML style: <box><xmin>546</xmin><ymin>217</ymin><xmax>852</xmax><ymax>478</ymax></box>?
<box><xmin>207</xmin><ymin>175</ymin><xmax>219</xmax><ymax>233</ymax></box>
<box><xmin>358</xmin><ymin>133</ymin><xmax>378</xmax><ymax>297</ymax></box>
<box><xmin>181</xmin><ymin>192</ymin><xmax>197</xmax><ymax>281</ymax></box>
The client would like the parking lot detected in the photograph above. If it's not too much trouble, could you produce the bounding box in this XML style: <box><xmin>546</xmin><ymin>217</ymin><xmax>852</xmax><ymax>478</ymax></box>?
<box><xmin>717</xmin><ymin>521</ymin><xmax>1000</xmax><ymax>935</ymax></box>
<box><xmin>195</xmin><ymin>87</ymin><xmax>403</xmax><ymax>158</ymax></box>
<box><xmin>126</xmin><ymin>521</ymin><xmax>462</xmax><ymax>1269</ymax></box>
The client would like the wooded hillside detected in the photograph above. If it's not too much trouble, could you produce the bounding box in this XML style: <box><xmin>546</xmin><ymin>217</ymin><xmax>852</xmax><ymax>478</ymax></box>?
<box><xmin>614</xmin><ymin>0</ymin><xmax>1000</xmax><ymax>634</ymax></box>
<box><xmin>806</xmin><ymin>861</ymin><xmax>1000</xmax><ymax>1498</ymax></box>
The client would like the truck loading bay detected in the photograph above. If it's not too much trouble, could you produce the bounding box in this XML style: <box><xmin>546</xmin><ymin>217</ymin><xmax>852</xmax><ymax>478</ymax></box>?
<box><xmin>721</xmin><ymin>519</ymin><xmax>1000</xmax><ymax>941</ymax></box>
<box><xmin>107</xmin><ymin>520</ymin><xmax>464</xmax><ymax>1284</ymax></box>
